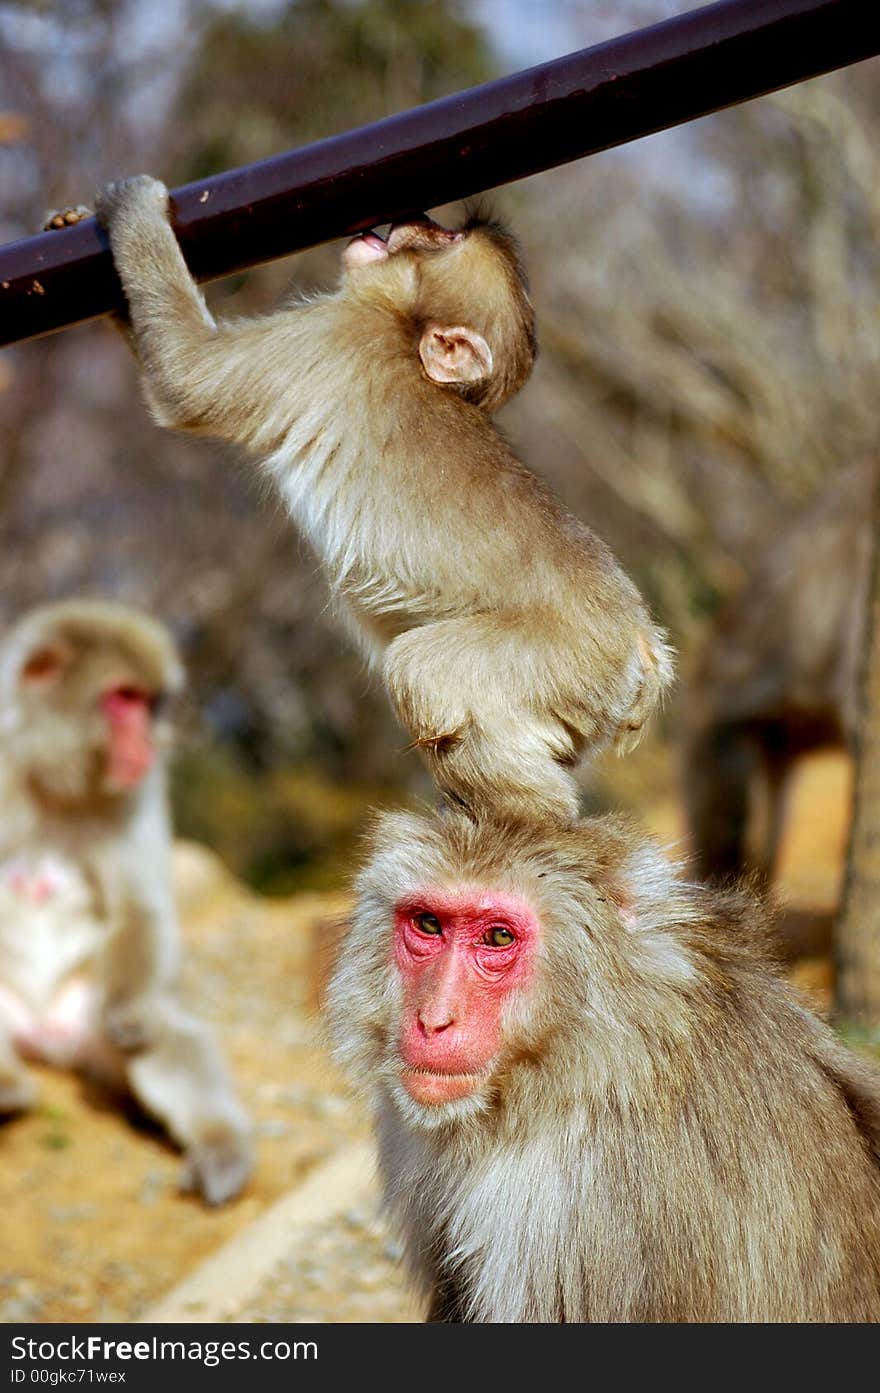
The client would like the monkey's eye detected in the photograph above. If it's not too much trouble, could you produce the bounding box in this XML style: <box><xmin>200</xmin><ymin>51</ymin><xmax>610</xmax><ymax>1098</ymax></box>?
<box><xmin>413</xmin><ymin>912</ymin><xmax>442</xmax><ymax>936</ymax></box>
<box><xmin>483</xmin><ymin>926</ymin><xmax>515</xmax><ymax>948</ymax></box>
<box><xmin>21</xmin><ymin>649</ymin><xmax>63</xmax><ymax>683</ymax></box>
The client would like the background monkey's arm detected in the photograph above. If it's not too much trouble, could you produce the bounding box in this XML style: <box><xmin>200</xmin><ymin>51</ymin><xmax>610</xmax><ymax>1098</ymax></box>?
<box><xmin>90</xmin><ymin>824</ymin><xmax>180</xmax><ymax>1052</ymax></box>
<box><xmin>100</xmin><ymin>891</ymin><xmax>178</xmax><ymax>1051</ymax></box>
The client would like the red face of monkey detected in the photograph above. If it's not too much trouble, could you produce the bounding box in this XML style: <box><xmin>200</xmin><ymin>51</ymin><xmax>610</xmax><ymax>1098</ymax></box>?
<box><xmin>16</xmin><ymin>640</ymin><xmax>163</xmax><ymax>802</ymax></box>
<box><xmin>393</xmin><ymin>890</ymin><xmax>540</xmax><ymax>1107</ymax></box>
<box><xmin>99</xmin><ymin>685</ymin><xmax>157</xmax><ymax>791</ymax></box>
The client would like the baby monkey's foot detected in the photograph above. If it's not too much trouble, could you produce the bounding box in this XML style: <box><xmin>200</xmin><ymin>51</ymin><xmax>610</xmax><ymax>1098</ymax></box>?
<box><xmin>180</xmin><ymin>1122</ymin><xmax>253</xmax><ymax>1206</ymax></box>
<box><xmin>43</xmin><ymin>205</ymin><xmax>91</xmax><ymax>231</ymax></box>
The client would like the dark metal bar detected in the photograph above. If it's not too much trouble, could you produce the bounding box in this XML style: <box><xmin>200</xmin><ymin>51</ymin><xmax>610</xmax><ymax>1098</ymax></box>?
<box><xmin>1</xmin><ymin>0</ymin><xmax>877</xmax><ymax>348</ymax></box>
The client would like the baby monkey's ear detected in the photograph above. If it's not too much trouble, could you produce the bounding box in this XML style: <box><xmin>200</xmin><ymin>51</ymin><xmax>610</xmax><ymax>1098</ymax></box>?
<box><xmin>418</xmin><ymin>323</ymin><xmax>493</xmax><ymax>385</ymax></box>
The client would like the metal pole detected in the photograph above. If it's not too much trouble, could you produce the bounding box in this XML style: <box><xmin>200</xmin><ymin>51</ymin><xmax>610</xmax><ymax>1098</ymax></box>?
<box><xmin>0</xmin><ymin>0</ymin><xmax>877</xmax><ymax>347</ymax></box>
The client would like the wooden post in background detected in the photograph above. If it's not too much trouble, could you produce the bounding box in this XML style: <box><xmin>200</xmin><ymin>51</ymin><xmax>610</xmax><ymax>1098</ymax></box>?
<box><xmin>836</xmin><ymin>475</ymin><xmax>880</xmax><ymax>1029</ymax></box>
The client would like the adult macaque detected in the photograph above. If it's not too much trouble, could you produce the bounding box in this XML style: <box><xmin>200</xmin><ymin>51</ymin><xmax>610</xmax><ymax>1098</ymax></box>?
<box><xmin>0</xmin><ymin>600</ymin><xmax>252</xmax><ymax>1205</ymax></box>
<box><xmin>684</xmin><ymin>458</ymin><xmax>875</xmax><ymax>882</ymax></box>
<box><xmin>329</xmin><ymin>809</ymin><xmax>880</xmax><ymax>1322</ymax></box>
<box><xmin>89</xmin><ymin>177</ymin><xmax>672</xmax><ymax>822</ymax></box>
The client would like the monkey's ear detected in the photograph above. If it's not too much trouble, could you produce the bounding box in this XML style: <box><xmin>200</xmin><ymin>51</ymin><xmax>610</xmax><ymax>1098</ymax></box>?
<box><xmin>20</xmin><ymin>646</ymin><xmax>68</xmax><ymax>686</ymax></box>
<box><xmin>419</xmin><ymin>324</ymin><xmax>493</xmax><ymax>385</ymax></box>
<box><xmin>614</xmin><ymin>838</ymin><xmax>681</xmax><ymax>933</ymax></box>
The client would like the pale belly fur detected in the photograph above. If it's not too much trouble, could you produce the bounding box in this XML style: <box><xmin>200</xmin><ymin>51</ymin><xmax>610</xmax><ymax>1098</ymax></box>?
<box><xmin>0</xmin><ymin>853</ymin><xmax>104</xmax><ymax>1065</ymax></box>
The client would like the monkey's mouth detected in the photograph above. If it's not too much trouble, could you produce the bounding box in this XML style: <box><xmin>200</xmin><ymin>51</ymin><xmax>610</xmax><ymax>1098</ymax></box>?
<box><xmin>343</xmin><ymin>230</ymin><xmax>390</xmax><ymax>267</ymax></box>
<box><xmin>344</xmin><ymin>216</ymin><xmax>460</xmax><ymax>269</ymax></box>
<box><xmin>399</xmin><ymin>1065</ymin><xmax>487</xmax><ymax>1105</ymax></box>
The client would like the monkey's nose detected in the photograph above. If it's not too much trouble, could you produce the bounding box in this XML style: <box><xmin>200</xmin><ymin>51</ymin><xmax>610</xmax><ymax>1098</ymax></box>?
<box><xmin>386</xmin><ymin>215</ymin><xmax>458</xmax><ymax>254</ymax></box>
<box><xmin>417</xmin><ymin>1012</ymin><xmax>454</xmax><ymax>1036</ymax></box>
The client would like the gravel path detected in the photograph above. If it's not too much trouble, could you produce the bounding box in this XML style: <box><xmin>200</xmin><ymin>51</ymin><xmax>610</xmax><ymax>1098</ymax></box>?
<box><xmin>235</xmin><ymin>1200</ymin><xmax>418</xmax><ymax>1323</ymax></box>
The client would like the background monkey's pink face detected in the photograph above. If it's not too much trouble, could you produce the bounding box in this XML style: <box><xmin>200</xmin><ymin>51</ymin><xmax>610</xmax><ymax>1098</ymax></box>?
<box><xmin>393</xmin><ymin>889</ymin><xmax>540</xmax><ymax>1106</ymax></box>
<box><xmin>100</xmin><ymin>686</ymin><xmax>156</xmax><ymax>791</ymax></box>
<box><xmin>20</xmin><ymin>644</ymin><xmax>159</xmax><ymax>796</ymax></box>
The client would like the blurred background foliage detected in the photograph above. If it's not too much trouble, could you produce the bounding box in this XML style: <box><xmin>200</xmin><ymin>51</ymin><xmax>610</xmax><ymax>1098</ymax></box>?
<box><xmin>0</xmin><ymin>0</ymin><xmax>877</xmax><ymax>891</ymax></box>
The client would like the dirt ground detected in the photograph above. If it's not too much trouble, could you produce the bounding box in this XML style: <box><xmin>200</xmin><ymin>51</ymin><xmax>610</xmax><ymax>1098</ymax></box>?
<box><xmin>0</xmin><ymin>848</ymin><xmax>364</xmax><ymax>1323</ymax></box>
<box><xmin>0</xmin><ymin>750</ymin><xmax>851</xmax><ymax>1323</ymax></box>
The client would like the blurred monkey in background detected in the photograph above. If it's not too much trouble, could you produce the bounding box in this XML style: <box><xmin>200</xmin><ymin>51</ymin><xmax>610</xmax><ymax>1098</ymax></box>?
<box><xmin>0</xmin><ymin>600</ymin><xmax>253</xmax><ymax>1206</ymax></box>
